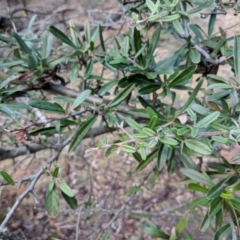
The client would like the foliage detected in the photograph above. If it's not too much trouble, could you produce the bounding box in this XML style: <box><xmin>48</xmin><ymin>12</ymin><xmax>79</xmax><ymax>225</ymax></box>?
<box><xmin>1</xmin><ymin>0</ymin><xmax>240</xmax><ymax>239</ymax></box>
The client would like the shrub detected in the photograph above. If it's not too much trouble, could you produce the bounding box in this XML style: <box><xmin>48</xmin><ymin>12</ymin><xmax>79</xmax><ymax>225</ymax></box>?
<box><xmin>1</xmin><ymin>0</ymin><xmax>240</xmax><ymax>239</ymax></box>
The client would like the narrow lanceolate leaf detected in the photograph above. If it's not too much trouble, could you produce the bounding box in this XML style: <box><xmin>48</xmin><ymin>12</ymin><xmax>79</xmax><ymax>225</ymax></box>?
<box><xmin>60</xmin><ymin>182</ymin><xmax>75</xmax><ymax>197</ymax></box>
<box><xmin>146</xmin><ymin>25</ymin><xmax>161</xmax><ymax>67</ymax></box>
<box><xmin>234</xmin><ymin>35</ymin><xmax>240</xmax><ymax>83</ymax></box>
<box><xmin>46</xmin><ymin>183</ymin><xmax>59</xmax><ymax>217</ymax></box>
<box><xmin>157</xmin><ymin>145</ymin><xmax>169</xmax><ymax>171</ymax></box>
<box><xmin>49</xmin><ymin>26</ymin><xmax>76</xmax><ymax>48</ymax></box>
<box><xmin>180</xmin><ymin>168</ymin><xmax>213</xmax><ymax>187</ymax></box>
<box><xmin>172</xmin><ymin>19</ymin><xmax>185</xmax><ymax>35</ymax></box>
<box><xmin>169</xmin><ymin>65</ymin><xmax>196</xmax><ymax>87</ymax></box>
<box><xmin>1</xmin><ymin>171</ymin><xmax>15</xmax><ymax>186</ymax></box>
<box><xmin>70</xmin><ymin>63</ymin><xmax>80</xmax><ymax>82</ymax></box>
<box><xmin>185</xmin><ymin>139</ymin><xmax>212</xmax><ymax>155</ymax></box>
<box><xmin>175</xmin><ymin>78</ymin><xmax>203</xmax><ymax>116</ymax></box>
<box><xmin>107</xmin><ymin>84</ymin><xmax>135</xmax><ymax>108</ymax></box>
<box><xmin>195</xmin><ymin>111</ymin><xmax>220</xmax><ymax>129</ymax></box>
<box><xmin>159</xmin><ymin>137</ymin><xmax>178</xmax><ymax>146</ymax></box>
<box><xmin>68</xmin><ymin>116</ymin><xmax>97</xmax><ymax>152</ymax></box>
<box><xmin>142</xmin><ymin>127</ymin><xmax>156</xmax><ymax>136</ymax></box>
<box><xmin>214</xmin><ymin>223</ymin><xmax>231</xmax><ymax>240</ymax></box>
<box><xmin>28</xmin><ymin>100</ymin><xmax>65</xmax><ymax>114</ymax></box>
<box><xmin>0</xmin><ymin>105</ymin><xmax>19</xmax><ymax>124</ymax></box>
<box><xmin>141</xmin><ymin>225</ymin><xmax>169</xmax><ymax>239</ymax></box>
<box><xmin>98</xmin><ymin>25</ymin><xmax>106</xmax><ymax>52</ymax></box>
<box><xmin>188</xmin><ymin>183</ymin><xmax>208</xmax><ymax>193</ymax></box>
<box><xmin>71</xmin><ymin>89</ymin><xmax>91</xmax><ymax>109</ymax></box>
<box><xmin>13</xmin><ymin>32</ymin><xmax>32</xmax><ymax>55</ymax></box>
<box><xmin>122</xmin><ymin>145</ymin><xmax>136</xmax><ymax>153</ymax></box>
<box><xmin>99</xmin><ymin>80</ymin><xmax>118</xmax><ymax>96</ymax></box>
<box><xmin>207</xmin><ymin>175</ymin><xmax>239</xmax><ymax>199</ymax></box>
<box><xmin>161</xmin><ymin>14</ymin><xmax>180</xmax><ymax>22</ymax></box>
<box><xmin>125</xmin><ymin>117</ymin><xmax>143</xmax><ymax>133</ymax></box>
<box><xmin>84</xmin><ymin>58</ymin><xmax>94</xmax><ymax>80</ymax></box>
<box><xmin>208</xmin><ymin>12</ymin><xmax>216</xmax><ymax>37</ymax></box>
<box><xmin>136</xmin><ymin>148</ymin><xmax>158</xmax><ymax>171</ymax></box>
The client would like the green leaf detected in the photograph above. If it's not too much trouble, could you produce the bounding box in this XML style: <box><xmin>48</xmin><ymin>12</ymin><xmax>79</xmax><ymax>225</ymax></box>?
<box><xmin>195</xmin><ymin>111</ymin><xmax>220</xmax><ymax>129</ymax></box>
<box><xmin>139</xmin><ymin>146</ymin><xmax>147</xmax><ymax>160</ymax></box>
<box><xmin>146</xmin><ymin>0</ymin><xmax>159</xmax><ymax>14</ymax></box>
<box><xmin>206</xmin><ymin>83</ymin><xmax>232</xmax><ymax>90</ymax></box>
<box><xmin>159</xmin><ymin>137</ymin><xmax>178</xmax><ymax>146</ymax></box>
<box><xmin>41</xmin><ymin>32</ymin><xmax>53</xmax><ymax>58</ymax></box>
<box><xmin>180</xmin><ymin>168</ymin><xmax>213</xmax><ymax>187</ymax></box>
<box><xmin>1</xmin><ymin>171</ymin><xmax>15</xmax><ymax>186</ymax></box>
<box><xmin>99</xmin><ymin>80</ymin><xmax>118</xmax><ymax>96</ymax></box>
<box><xmin>208</xmin><ymin>198</ymin><xmax>222</xmax><ymax>217</ymax></box>
<box><xmin>146</xmin><ymin>25</ymin><xmax>161</xmax><ymax>67</ymax></box>
<box><xmin>49</xmin><ymin>26</ymin><xmax>76</xmax><ymax>48</ymax></box>
<box><xmin>61</xmin><ymin>191</ymin><xmax>78</xmax><ymax>210</ymax></box>
<box><xmin>71</xmin><ymin>89</ymin><xmax>91</xmax><ymax>109</ymax></box>
<box><xmin>188</xmin><ymin>183</ymin><xmax>208</xmax><ymax>193</ymax></box>
<box><xmin>98</xmin><ymin>25</ymin><xmax>106</xmax><ymax>52</ymax></box>
<box><xmin>234</xmin><ymin>35</ymin><xmax>240</xmax><ymax>83</ymax></box>
<box><xmin>176</xmin><ymin>215</ymin><xmax>188</xmax><ymax>235</ymax></box>
<box><xmin>161</xmin><ymin>14</ymin><xmax>180</xmax><ymax>22</ymax></box>
<box><xmin>133</xmin><ymin>27</ymin><xmax>144</xmax><ymax>66</ymax></box>
<box><xmin>187</xmin><ymin>197</ymin><xmax>209</xmax><ymax>211</ymax></box>
<box><xmin>188</xmin><ymin>0</ymin><xmax>214</xmax><ymax>14</ymax></box>
<box><xmin>138</xmin><ymin>84</ymin><xmax>161</xmax><ymax>94</ymax></box>
<box><xmin>230</xmin><ymin>198</ymin><xmax>240</xmax><ymax>211</ymax></box>
<box><xmin>69</xmin><ymin>116</ymin><xmax>97</xmax><ymax>152</ymax></box>
<box><xmin>200</xmin><ymin>211</ymin><xmax>213</xmax><ymax>231</ymax></box>
<box><xmin>191</xmin><ymin>127</ymin><xmax>199</xmax><ymax>138</ymax></box>
<box><xmin>142</xmin><ymin>222</ymin><xmax>169</xmax><ymax>239</ymax></box>
<box><xmin>212</xmin><ymin>136</ymin><xmax>228</xmax><ymax>144</ymax></box>
<box><xmin>169</xmin><ymin>65</ymin><xmax>196</xmax><ymax>87</ymax></box>
<box><xmin>142</xmin><ymin>127</ymin><xmax>156</xmax><ymax>136</ymax></box>
<box><xmin>136</xmin><ymin>148</ymin><xmax>158</xmax><ymax>171</ymax></box>
<box><xmin>0</xmin><ymin>105</ymin><xmax>19</xmax><ymax>124</ymax></box>
<box><xmin>138</xmin><ymin>96</ymin><xmax>164</xmax><ymax>119</ymax></box>
<box><xmin>207</xmin><ymin>175</ymin><xmax>239</xmax><ymax>199</ymax></box>
<box><xmin>84</xmin><ymin>58</ymin><xmax>94</xmax><ymax>80</ymax></box>
<box><xmin>60</xmin><ymin>182</ymin><xmax>75</xmax><ymax>197</ymax></box>
<box><xmin>46</xmin><ymin>183</ymin><xmax>59</xmax><ymax>217</ymax></box>
<box><xmin>175</xmin><ymin>78</ymin><xmax>203</xmax><ymax>116</ymax></box>
<box><xmin>147</xmin><ymin>116</ymin><xmax>159</xmax><ymax>130</ymax></box>
<box><xmin>208</xmin><ymin>11</ymin><xmax>216</xmax><ymax>37</ymax></box>
<box><xmin>122</xmin><ymin>145</ymin><xmax>136</xmax><ymax>153</ymax></box>
<box><xmin>185</xmin><ymin>139</ymin><xmax>212</xmax><ymax>155</ymax></box>
<box><xmin>107</xmin><ymin>84</ymin><xmax>135</xmax><ymax>108</ymax></box>
<box><xmin>84</xmin><ymin>21</ymin><xmax>91</xmax><ymax>43</ymax></box>
<box><xmin>189</xmin><ymin>49</ymin><xmax>201</xmax><ymax>64</ymax></box>
<box><xmin>172</xmin><ymin>19</ymin><xmax>185</xmax><ymax>35</ymax></box>
<box><xmin>206</xmin><ymin>90</ymin><xmax>232</xmax><ymax>102</ymax></box>
<box><xmin>13</xmin><ymin>32</ymin><xmax>32</xmax><ymax>55</ymax></box>
<box><xmin>70</xmin><ymin>63</ymin><xmax>80</xmax><ymax>82</ymax></box>
<box><xmin>178</xmin><ymin>152</ymin><xmax>199</xmax><ymax>170</ymax></box>
<box><xmin>157</xmin><ymin>145</ymin><xmax>169</xmax><ymax>171</ymax></box>
<box><xmin>125</xmin><ymin>117</ymin><xmax>143</xmax><ymax>133</ymax></box>
<box><xmin>28</xmin><ymin>100</ymin><xmax>65</xmax><ymax>114</ymax></box>
<box><xmin>52</xmin><ymin>166</ymin><xmax>59</xmax><ymax>178</ymax></box>
<box><xmin>214</xmin><ymin>223</ymin><xmax>231</xmax><ymax>240</ymax></box>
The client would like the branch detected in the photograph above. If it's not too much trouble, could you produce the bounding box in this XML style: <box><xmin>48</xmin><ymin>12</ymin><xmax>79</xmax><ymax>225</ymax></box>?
<box><xmin>0</xmin><ymin>124</ymin><xmax>118</xmax><ymax>161</ymax></box>
<box><xmin>0</xmin><ymin>126</ymin><xmax>79</xmax><ymax>231</ymax></box>
<box><xmin>179</xmin><ymin>0</ymin><xmax>222</xmax><ymax>65</ymax></box>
